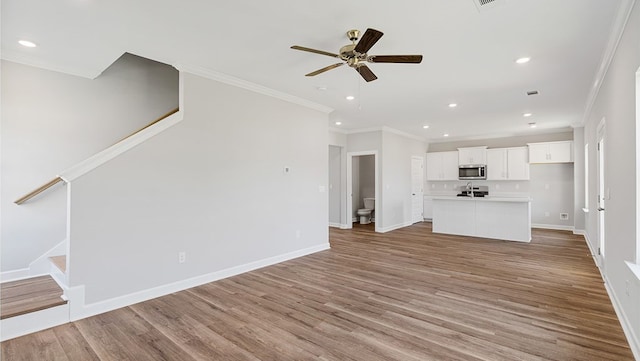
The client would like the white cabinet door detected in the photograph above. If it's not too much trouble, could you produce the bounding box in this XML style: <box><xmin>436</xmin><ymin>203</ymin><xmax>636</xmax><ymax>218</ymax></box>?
<box><xmin>506</xmin><ymin>147</ymin><xmax>530</xmax><ymax>180</ymax></box>
<box><xmin>528</xmin><ymin>143</ymin><xmax>549</xmax><ymax>163</ymax></box>
<box><xmin>426</xmin><ymin>152</ymin><xmax>443</xmax><ymax>180</ymax></box>
<box><xmin>458</xmin><ymin>147</ymin><xmax>487</xmax><ymax>165</ymax></box>
<box><xmin>486</xmin><ymin>149</ymin><xmax>506</xmax><ymax>180</ymax></box>
<box><xmin>549</xmin><ymin>142</ymin><xmax>572</xmax><ymax>162</ymax></box>
<box><xmin>427</xmin><ymin>151</ymin><xmax>459</xmax><ymax>180</ymax></box>
<box><xmin>528</xmin><ymin>141</ymin><xmax>573</xmax><ymax>163</ymax></box>
<box><xmin>442</xmin><ymin>151</ymin><xmax>459</xmax><ymax>180</ymax></box>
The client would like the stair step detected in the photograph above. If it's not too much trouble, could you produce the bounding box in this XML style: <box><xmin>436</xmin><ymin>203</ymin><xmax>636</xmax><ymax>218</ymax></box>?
<box><xmin>49</xmin><ymin>255</ymin><xmax>66</xmax><ymax>273</ymax></box>
<box><xmin>0</xmin><ymin>275</ymin><xmax>67</xmax><ymax>320</ymax></box>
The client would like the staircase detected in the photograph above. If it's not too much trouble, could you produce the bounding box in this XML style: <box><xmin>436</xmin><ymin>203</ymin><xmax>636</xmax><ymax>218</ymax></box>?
<box><xmin>0</xmin><ymin>257</ymin><xmax>69</xmax><ymax>341</ymax></box>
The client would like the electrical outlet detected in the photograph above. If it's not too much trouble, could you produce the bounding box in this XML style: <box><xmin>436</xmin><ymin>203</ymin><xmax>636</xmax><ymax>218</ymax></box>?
<box><xmin>560</xmin><ymin>213</ymin><xmax>569</xmax><ymax>220</ymax></box>
<box><xmin>178</xmin><ymin>251</ymin><xmax>186</xmax><ymax>264</ymax></box>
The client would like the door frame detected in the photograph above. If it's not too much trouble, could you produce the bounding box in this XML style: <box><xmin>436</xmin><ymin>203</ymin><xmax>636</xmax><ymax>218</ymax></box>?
<box><xmin>346</xmin><ymin>151</ymin><xmax>379</xmax><ymax>232</ymax></box>
<box><xmin>596</xmin><ymin>117</ymin><xmax>606</xmax><ymax>268</ymax></box>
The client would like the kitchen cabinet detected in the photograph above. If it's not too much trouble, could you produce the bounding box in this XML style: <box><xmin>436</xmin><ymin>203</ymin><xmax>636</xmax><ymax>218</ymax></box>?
<box><xmin>486</xmin><ymin>147</ymin><xmax>529</xmax><ymax>180</ymax></box>
<box><xmin>426</xmin><ymin>151</ymin><xmax>458</xmax><ymax>180</ymax></box>
<box><xmin>528</xmin><ymin>141</ymin><xmax>573</xmax><ymax>163</ymax></box>
<box><xmin>458</xmin><ymin>146</ymin><xmax>487</xmax><ymax>165</ymax></box>
<box><xmin>432</xmin><ymin>196</ymin><xmax>531</xmax><ymax>242</ymax></box>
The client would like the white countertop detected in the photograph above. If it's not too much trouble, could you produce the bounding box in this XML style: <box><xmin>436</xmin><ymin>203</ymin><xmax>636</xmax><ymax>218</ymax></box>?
<box><xmin>431</xmin><ymin>195</ymin><xmax>531</xmax><ymax>203</ymax></box>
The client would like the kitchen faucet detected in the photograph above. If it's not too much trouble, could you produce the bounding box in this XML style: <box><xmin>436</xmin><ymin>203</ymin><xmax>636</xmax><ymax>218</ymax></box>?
<box><xmin>466</xmin><ymin>182</ymin><xmax>474</xmax><ymax>198</ymax></box>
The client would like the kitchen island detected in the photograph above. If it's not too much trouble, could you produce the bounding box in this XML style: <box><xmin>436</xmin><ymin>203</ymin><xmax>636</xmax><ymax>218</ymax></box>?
<box><xmin>432</xmin><ymin>196</ymin><xmax>531</xmax><ymax>242</ymax></box>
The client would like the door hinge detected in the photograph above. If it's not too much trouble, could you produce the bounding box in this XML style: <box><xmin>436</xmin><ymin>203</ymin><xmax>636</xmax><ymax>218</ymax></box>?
<box><xmin>598</xmin><ymin>247</ymin><xmax>601</xmax><ymax>255</ymax></box>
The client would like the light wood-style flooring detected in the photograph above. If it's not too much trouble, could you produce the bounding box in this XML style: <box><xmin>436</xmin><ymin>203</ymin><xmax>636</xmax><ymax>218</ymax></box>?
<box><xmin>1</xmin><ymin>223</ymin><xmax>634</xmax><ymax>360</ymax></box>
<box><xmin>1</xmin><ymin>275</ymin><xmax>66</xmax><ymax>320</ymax></box>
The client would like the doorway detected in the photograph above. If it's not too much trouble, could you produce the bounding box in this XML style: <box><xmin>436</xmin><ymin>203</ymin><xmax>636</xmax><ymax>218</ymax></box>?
<box><xmin>346</xmin><ymin>151</ymin><xmax>379</xmax><ymax>232</ymax></box>
<box><xmin>596</xmin><ymin>118</ymin><xmax>606</xmax><ymax>268</ymax></box>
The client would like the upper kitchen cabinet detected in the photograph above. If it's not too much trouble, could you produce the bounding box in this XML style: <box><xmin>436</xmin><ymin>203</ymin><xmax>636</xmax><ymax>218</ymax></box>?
<box><xmin>427</xmin><ymin>151</ymin><xmax>459</xmax><ymax>180</ymax></box>
<box><xmin>458</xmin><ymin>146</ymin><xmax>487</xmax><ymax>165</ymax></box>
<box><xmin>527</xmin><ymin>141</ymin><xmax>573</xmax><ymax>163</ymax></box>
<box><xmin>486</xmin><ymin>147</ymin><xmax>529</xmax><ymax>180</ymax></box>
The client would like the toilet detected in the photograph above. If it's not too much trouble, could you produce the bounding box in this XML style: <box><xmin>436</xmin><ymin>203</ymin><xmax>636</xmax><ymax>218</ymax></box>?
<box><xmin>356</xmin><ymin>198</ymin><xmax>375</xmax><ymax>224</ymax></box>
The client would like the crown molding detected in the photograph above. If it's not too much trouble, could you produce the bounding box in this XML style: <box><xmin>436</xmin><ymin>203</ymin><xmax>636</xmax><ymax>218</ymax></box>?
<box><xmin>580</xmin><ymin>0</ymin><xmax>637</xmax><ymax>125</ymax></box>
<box><xmin>328</xmin><ymin>127</ymin><xmax>349</xmax><ymax>134</ymax></box>
<box><xmin>1</xmin><ymin>50</ymin><xmax>104</xmax><ymax>79</ymax></box>
<box><xmin>174</xmin><ymin>63</ymin><xmax>333</xmax><ymax>114</ymax></box>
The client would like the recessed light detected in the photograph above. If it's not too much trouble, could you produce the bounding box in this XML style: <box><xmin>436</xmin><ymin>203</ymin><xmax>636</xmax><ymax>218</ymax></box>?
<box><xmin>448</xmin><ymin>103</ymin><xmax>457</xmax><ymax>108</ymax></box>
<box><xmin>423</xmin><ymin>125</ymin><xmax>430</xmax><ymax>129</ymax></box>
<box><xmin>523</xmin><ymin>113</ymin><xmax>532</xmax><ymax>117</ymax></box>
<box><xmin>443</xmin><ymin>133</ymin><xmax>450</xmax><ymax>137</ymax></box>
<box><xmin>335</xmin><ymin>121</ymin><xmax>342</xmax><ymax>125</ymax></box>
<box><xmin>529</xmin><ymin>122</ymin><xmax>537</xmax><ymax>128</ymax></box>
<box><xmin>346</xmin><ymin>95</ymin><xmax>355</xmax><ymax>100</ymax></box>
<box><xmin>18</xmin><ymin>40</ymin><xmax>37</xmax><ymax>48</ymax></box>
<box><xmin>515</xmin><ymin>57</ymin><xmax>531</xmax><ymax>64</ymax></box>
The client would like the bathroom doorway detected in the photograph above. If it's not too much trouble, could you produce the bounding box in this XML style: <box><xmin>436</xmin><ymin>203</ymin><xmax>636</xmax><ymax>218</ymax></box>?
<box><xmin>346</xmin><ymin>151</ymin><xmax>379</xmax><ymax>232</ymax></box>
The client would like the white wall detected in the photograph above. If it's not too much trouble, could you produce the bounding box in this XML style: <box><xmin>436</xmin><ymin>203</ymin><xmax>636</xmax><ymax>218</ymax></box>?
<box><xmin>329</xmin><ymin>145</ymin><xmax>342</xmax><ymax>225</ymax></box>
<box><xmin>68</xmin><ymin>72</ymin><xmax>329</xmax><ymax>303</ymax></box>
<box><xmin>381</xmin><ymin>131</ymin><xmax>427</xmax><ymax>231</ymax></box>
<box><xmin>1</xmin><ymin>54</ymin><xmax>179</xmax><ymax>271</ymax></box>
<box><xmin>573</xmin><ymin>127</ymin><xmax>586</xmax><ymax>232</ymax></box>
<box><xmin>529</xmin><ymin>164</ymin><xmax>574</xmax><ymax>228</ymax></box>
<box><xmin>583</xmin><ymin>1</ymin><xmax>640</xmax><ymax>355</ymax></box>
<box><xmin>328</xmin><ymin>130</ymin><xmax>347</xmax><ymax>227</ymax></box>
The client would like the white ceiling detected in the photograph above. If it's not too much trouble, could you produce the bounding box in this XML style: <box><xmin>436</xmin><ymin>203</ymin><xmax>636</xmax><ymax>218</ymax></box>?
<box><xmin>2</xmin><ymin>0</ymin><xmax>626</xmax><ymax>142</ymax></box>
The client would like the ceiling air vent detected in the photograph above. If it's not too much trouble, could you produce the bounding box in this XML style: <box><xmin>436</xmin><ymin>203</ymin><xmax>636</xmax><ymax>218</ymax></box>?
<box><xmin>527</xmin><ymin>90</ymin><xmax>539</xmax><ymax>96</ymax></box>
<box><xmin>473</xmin><ymin>0</ymin><xmax>506</xmax><ymax>12</ymax></box>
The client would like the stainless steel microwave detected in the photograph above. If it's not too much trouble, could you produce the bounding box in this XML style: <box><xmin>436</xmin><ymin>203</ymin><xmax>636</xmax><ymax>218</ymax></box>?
<box><xmin>459</xmin><ymin>165</ymin><xmax>486</xmax><ymax>180</ymax></box>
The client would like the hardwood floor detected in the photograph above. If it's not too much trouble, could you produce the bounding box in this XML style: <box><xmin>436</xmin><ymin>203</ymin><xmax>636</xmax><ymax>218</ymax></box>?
<box><xmin>1</xmin><ymin>223</ymin><xmax>634</xmax><ymax>360</ymax></box>
<box><xmin>0</xmin><ymin>275</ymin><xmax>66</xmax><ymax>320</ymax></box>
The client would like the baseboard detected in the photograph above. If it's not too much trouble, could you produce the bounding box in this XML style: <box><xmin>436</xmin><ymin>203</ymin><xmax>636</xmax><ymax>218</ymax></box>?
<box><xmin>328</xmin><ymin>223</ymin><xmax>350</xmax><ymax>229</ymax></box>
<box><xmin>0</xmin><ymin>303</ymin><xmax>69</xmax><ymax>341</ymax></box>
<box><xmin>378</xmin><ymin>221</ymin><xmax>413</xmax><ymax>233</ymax></box>
<box><xmin>573</xmin><ymin>229</ymin><xmax>586</xmax><ymax>236</ymax></box>
<box><xmin>531</xmin><ymin>223</ymin><xmax>574</xmax><ymax>231</ymax></box>
<box><xmin>603</xmin><ymin>276</ymin><xmax>640</xmax><ymax>360</ymax></box>
<box><xmin>0</xmin><ymin>268</ymin><xmax>31</xmax><ymax>283</ymax></box>
<box><xmin>68</xmin><ymin>242</ymin><xmax>330</xmax><ymax>322</ymax></box>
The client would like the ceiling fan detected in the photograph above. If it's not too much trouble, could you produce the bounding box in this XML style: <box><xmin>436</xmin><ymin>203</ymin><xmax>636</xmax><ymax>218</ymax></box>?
<box><xmin>291</xmin><ymin>28</ymin><xmax>423</xmax><ymax>82</ymax></box>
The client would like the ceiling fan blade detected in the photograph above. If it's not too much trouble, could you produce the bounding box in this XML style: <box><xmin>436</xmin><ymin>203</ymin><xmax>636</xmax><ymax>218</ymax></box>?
<box><xmin>354</xmin><ymin>28</ymin><xmax>384</xmax><ymax>54</ymax></box>
<box><xmin>356</xmin><ymin>65</ymin><xmax>378</xmax><ymax>82</ymax></box>
<box><xmin>305</xmin><ymin>63</ymin><xmax>344</xmax><ymax>77</ymax></box>
<box><xmin>369</xmin><ymin>55</ymin><xmax>423</xmax><ymax>63</ymax></box>
<box><xmin>291</xmin><ymin>45</ymin><xmax>340</xmax><ymax>58</ymax></box>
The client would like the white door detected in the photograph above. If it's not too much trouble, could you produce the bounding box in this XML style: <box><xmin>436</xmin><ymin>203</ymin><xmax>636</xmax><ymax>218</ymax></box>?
<box><xmin>411</xmin><ymin>157</ymin><xmax>424</xmax><ymax>223</ymax></box>
<box><xmin>596</xmin><ymin>122</ymin><xmax>606</xmax><ymax>267</ymax></box>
